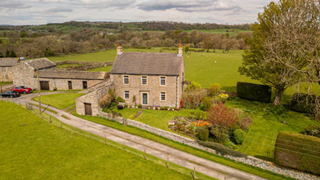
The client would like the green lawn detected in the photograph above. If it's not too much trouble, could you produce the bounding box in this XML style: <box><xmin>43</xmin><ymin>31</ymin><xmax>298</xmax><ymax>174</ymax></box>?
<box><xmin>56</xmin><ymin>63</ymin><xmax>80</xmax><ymax>68</ymax></box>
<box><xmin>225</xmin><ymin>99</ymin><xmax>320</xmax><ymax>161</ymax></box>
<box><xmin>87</xmin><ymin>66</ymin><xmax>113</xmax><ymax>72</ymax></box>
<box><xmin>74</xmin><ymin>113</ymin><xmax>291</xmax><ymax>180</ymax></box>
<box><xmin>0</xmin><ymin>101</ymin><xmax>201</xmax><ymax>180</ymax></box>
<box><xmin>0</xmin><ymin>82</ymin><xmax>12</xmax><ymax>86</ymax></box>
<box><xmin>33</xmin><ymin>93</ymin><xmax>84</xmax><ymax>109</ymax></box>
<box><xmin>115</xmin><ymin>108</ymin><xmax>203</xmax><ymax>131</ymax></box>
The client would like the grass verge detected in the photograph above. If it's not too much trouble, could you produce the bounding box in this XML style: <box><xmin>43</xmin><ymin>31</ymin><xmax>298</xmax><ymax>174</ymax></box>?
<box><xmin>73</xmin><ymin>112</ymin><xmax>293</xmax><ymax>180</ymax></box>
<box><xmin>32</xmin><ymin>93</ymin><xmax>84</xmax><ymax>109</ymax></box>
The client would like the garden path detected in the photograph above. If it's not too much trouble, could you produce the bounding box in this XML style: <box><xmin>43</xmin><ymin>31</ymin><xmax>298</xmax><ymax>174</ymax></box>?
<box><xmin>5</xmin><ymin>92</ymin><xmax>266</xmax><ymax>180</ymax></box>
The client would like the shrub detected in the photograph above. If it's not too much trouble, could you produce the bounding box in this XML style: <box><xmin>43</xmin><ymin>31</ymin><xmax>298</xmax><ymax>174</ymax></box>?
<box><xmin>99</xmin><ymin>94</ymin><xmax>112</xmax><ymax>108</ymax></box>
<box><xmin>197</xmin><ymin>140</ymin><xmax>247</xmax><ymax>157</ymax></box>
<box><xmin>197</xmin><ymin>126</ymin><xmax>209</xmax><ymax>141</ymax></box>
<box><xmin>138</xmin><ymin>104</ymin><xmax>142</xmax><ymax>108</ymax></box>
<box><xmin>305</xmin><ymin>124</ymin><xmax>320</xmax><ymax>138</ymax></box>
<box><xmin>218</xmin><ymin>93</ymin><xmax>229</xmax><ymax>102</ymax></box>
<box><xmin>116</xmin><ymin>96</ymin><xmax>125</xmax><ymax>103</ymax></box>
<box><xmin>207</xmin><ymin>102</ymin><xmax>239</xmax><ymax>129</ymax></box>
<box><xmin>233</xmin><ymin>129</ymin><xmax>245</xmax><ymax>145</ymax></box>
<box><xmin>53</xmin><ymin>87</ymin><xmax>57</xmax><ymax>91</ymax></box>
<box><xmin>291</xmin><ymin>93</ymin><xmax>319</xmax><ymax>114</ymax></box>
<box><xmin>200</xmin><ymin>97</ymin><xmax>213</xmax><ymax>111</ymax></box>
<box><xmin>237</xmin><ymin>82</ymin><xmax>271</xmax><ymax>103</ymax></box>
<box><xmin>239</xmin><ymin>117</ymin><xmax>252</xmax><ymax>132</ymax></box>
<box><xmin>275</xmin><ymin>132</ymin><xmax>320</xmax><ymax>175</ymax></box>
<box><xmin>185</xmin><ymin>81</ymin><xmax>202</xmax><ymax>92</ymax></box>
<box><xmin>108</xmin><ymin>88</ymin><xmax>116</xmax><ymax>101</ymax></box>
<box><xmin>208</xmin><ymin>83</ymin><xmax>220</xmax><ymax>96</ymax></box>
<box><xmin>182</xmin><ymin>90</ymin><xmax>207</xmax><ymax>109</ymax></box>
<box><xmin>210</xmin><ymin>126</ymin><xmax>230</xmax><ymax>143</ymax></box>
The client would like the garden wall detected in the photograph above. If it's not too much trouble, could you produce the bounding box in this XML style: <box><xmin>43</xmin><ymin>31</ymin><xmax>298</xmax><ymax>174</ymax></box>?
<box><xmin>56</xmin><ymin>61</ymin><xmax>113</xmax><ymax>71</ymax></box>
<box><xmin>274</xmin><ymin>131</ymin><xmax>320</xmax><ymax>175</ymax></box>
<box><xmin>237</xmin><ymin>82</ymin><xmax>271</xmax><ymax>103</ymax></box>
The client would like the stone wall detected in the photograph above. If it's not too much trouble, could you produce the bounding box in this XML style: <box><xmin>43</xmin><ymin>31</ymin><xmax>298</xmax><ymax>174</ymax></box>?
<box><xmin>13</xmin><ymin>61</ymin><xmax>37</xmax><ymax>88</ymax></box>
<box><xmin>76</xmin><ymin>84</ymin><xmax>112</xmax><ymax>115</ymax></box>
<box><xmin>112</xmin><ymin>74</ymin><xmax>183</xmax><ymax>108</ymax></box>
<box><xmin>0</xmin><ymin>66</ymin><xmax>14</xmax><ymax>82</ymax></box>
<box><xmin>39</xmin><ymin>78</ymin><xmax>103</xmax><ymax>90</ymax></box>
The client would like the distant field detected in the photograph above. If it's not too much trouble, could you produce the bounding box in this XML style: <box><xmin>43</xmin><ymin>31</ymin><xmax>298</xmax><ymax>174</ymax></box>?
<box><xmin>87</xmin><ymin>66</ymin><xmax>113</xmax><ymax>72</ymax></box>
<box><xmin>143</xmin><ymin>29</ymin><xmax>252</xmax><ymax>36</ymax></box>
<box><xmin>47</xmin><ymin>48</ymin><xmax>320</xmax><ymax>100</ymax></box>
<box><xmin>0</xmin><ymin>101</ymin><xmax>196</xmax><ymax>180</ymax></box>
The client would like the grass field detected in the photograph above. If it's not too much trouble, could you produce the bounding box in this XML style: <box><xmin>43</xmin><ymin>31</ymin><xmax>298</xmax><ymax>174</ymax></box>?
<box><xmin>0</xmin><ymin>101</ymin><xmax>202</xmax><ymax>180</ymax></box>
<box><xmin>56</xmin><ymin>63</ymin><xmax>80</xmax><ymax>68</ymax></box>
<box><xmin>87</xmin><ymin>66</ymin><xmax>113</xmax><ymax>72</ymax></box>
<box><xmin>33</xmin><ymin>93</ymin><xmax>83</xmax><ymax>109</ymax></box>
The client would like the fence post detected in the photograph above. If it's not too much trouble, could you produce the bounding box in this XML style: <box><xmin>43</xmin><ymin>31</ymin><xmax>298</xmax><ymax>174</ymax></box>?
<box><xmin>49</xmin><ymin>116</ymin><xmax>51</xmax><ymax>124</ymax></box>
<box><xmin>144</xmin><ymin>149</ymin><xmax>146</xmax><ymax>160</ymax></box>
<box><xmin>193</xmin><ymin>167</ymin><xmax>196</xmax><ymax>179</ymax></box>
<box><xmin>19</xmin><ymin>100</ymin><xmax>21</xmax><ymax>106</ymax></box>
<box><xmin>166</xmin><ymin>157</ymin><xmax>169</xmax><ymax>169</ymax></box>
<box><xmin>123</xmin><ymin>143</ymin><xmax>126</xmax><ymax>152</ymax></box>
<box><xmin>105</xmin><ymin>135</ymin><xmax>107</xmax><ymax>145</ymax></box>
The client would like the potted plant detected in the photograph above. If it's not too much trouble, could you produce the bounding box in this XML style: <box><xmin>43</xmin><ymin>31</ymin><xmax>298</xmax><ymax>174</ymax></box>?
<box><xmin>148</xmin><ymin>106</ymin><xmax>151</xmax><ymax>110</ymax></box>
<box><xmin>157</xmin><ymin>106</ymin><xmax>161</xmax><ymax>110</ymax></box>
<box><xmin>153</xmin><ymin>106</ymin><xmax>156</xmax><ymax>110</ymax></box>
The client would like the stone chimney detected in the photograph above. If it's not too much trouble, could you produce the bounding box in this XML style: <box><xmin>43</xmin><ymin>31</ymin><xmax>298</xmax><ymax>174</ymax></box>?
<box><xmin>177</xmin><ymin>41</ymin><xmax>183</xmax><ymax>57</ymax></box>
<box><xmin>117</xmin><ymin>44</ymin><xmax>123</xmax><ymax>55</ymax></box>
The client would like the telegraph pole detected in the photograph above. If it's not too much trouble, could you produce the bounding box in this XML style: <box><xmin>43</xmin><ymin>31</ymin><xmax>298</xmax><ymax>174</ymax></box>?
<box><xmin>37</xmin><ymin>67</ymin><xmax>41</xmax><ymax>114</ymax></box>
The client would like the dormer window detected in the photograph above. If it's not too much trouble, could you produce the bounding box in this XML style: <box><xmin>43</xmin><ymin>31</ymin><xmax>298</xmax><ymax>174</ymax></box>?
<box><xmin>142</xmin><ymin>76</ymin><xmax>147</xmax><ymax>85</ymax></box>
<box><xmin>124</xmin><ymin>76</ymin><xmax>129</xmax><ymax>85</ymax></box>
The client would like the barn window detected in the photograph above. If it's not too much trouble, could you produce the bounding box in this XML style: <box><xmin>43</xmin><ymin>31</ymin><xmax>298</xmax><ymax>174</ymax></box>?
<box><xmin>160</xmin><ymin>77</ymin><xmax>166</xmax><ymax>86</ymax></box>
<box><xmin>1</xmin><ymin>67</ymin><xmax>5</xmax><ymax>72</ymax></box>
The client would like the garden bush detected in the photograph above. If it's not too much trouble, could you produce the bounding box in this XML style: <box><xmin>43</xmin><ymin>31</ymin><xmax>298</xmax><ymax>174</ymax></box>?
<box><xmin>208</xmin><ymin>83</ymin><xmax>220</xmax><ymax>96</ymax></box>
<box><xmin>239</xmin><ymin>117</ymin><xmax>252</xmax><ymax>132</ymax></box>
<box><xmin>274</xmin><ymin>132</ymin><xmax>320</xmax><ymax>175</ymax></box>
<box><xmin>99</xmin><ymin>94</ymin><xmax>112</xmax><ymax>108</ymax></box>
<box><xmin>197</xmin><ymin>126</ymin><xmax>209</xmax><ymax>141</ymax></box>
<box><xmin>233</xmin><ymin>129</ymin><xmax>245</xmax><ymax>145</ymax></box>
<box><xmin>116</xmin><ymin>96</ymin><xmax>125</xmax><ymax>103</ymax></box>
<box><xmin>197</xmin><ymin>140</ymin><xmax>247</xmax><ymax>157</ymax></box>
<box><xmin>237</xmin><ymin>82</ymin><xmax>271</xmax><ymax>103</ymax></box>
<box><xmin>200</xmin><ymin>97</ymin><xmax>213</xmax><ymax>111</ymax></box>
<box><xmin>304</xmin><ymin>124</ymin><xmax>320</xmax><ymax>138</ymax></box>
<box><xmin>185</xmin><ymin>81</ymin><xmax>202</xmax><ymax>92</ymax></box>
<box><xmin>291</xmin><ymin>93</ymin><xmax>318</xmax><ymax>113</ymax></box>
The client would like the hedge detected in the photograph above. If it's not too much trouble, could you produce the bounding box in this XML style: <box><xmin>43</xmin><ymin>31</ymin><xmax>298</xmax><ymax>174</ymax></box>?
<box><xmin>197</xmin><ymin>127</ymin><xmax>209</xmax><ymax>141</ymax></box>
<box><xmin>274</xmin><ymin>132</ymin><xmax>320</xmax><ymax>175</ymax></box>
<box><xmin>237</xmin><ymin>82</ymin><xmax>271</xmax><ymax>103</ymax></box>
<box><xmin>291</xmin><ymin>93</ymin><xmax>319</xmax><ymax>113</ymax></box>
<box><xmin>197</xmin><ymin>140</ymin><xmax>247</xmax><ymax>158</ymax></box>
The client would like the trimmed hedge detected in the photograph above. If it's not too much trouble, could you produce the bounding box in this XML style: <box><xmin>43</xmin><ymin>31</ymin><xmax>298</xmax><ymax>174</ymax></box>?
<box><xmin>274</xmin><ymin>132</ymin><xmax>320</xmax><ymax>175</ymax></box>
<box><xmin>237</xmin><ymin>82</ymin><xmax>271</xmax><ymax>103</ymax></box>
<box><xmin>197</xmin><ymin>127</ymin><xmax>209</xmax><ymax>141</ymax></box>
<box><xmin>291</xmin><ymin>93</ymin><xmax>319</xmax><ymax>113</ymax></box>
<box><xmin>197</xmin><ymin>140</ymin><xmax>247</xmax><ymax>158</ymax></box>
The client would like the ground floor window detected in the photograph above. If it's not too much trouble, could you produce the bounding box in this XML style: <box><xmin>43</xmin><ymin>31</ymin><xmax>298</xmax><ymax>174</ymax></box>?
<box><xmin>160</xmin><ymin>92</ymin><xmax>166</xmax><ymax>101</ymax></box>
<box><xmin>125</xmin><ymin>91</ymin><xmax>129</xmax><ymax>100</ymax></box>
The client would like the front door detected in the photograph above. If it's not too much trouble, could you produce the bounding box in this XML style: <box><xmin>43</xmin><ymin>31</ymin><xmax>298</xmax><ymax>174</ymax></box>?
<box><xmin>84</xmin><ymin>103</ymin><xmax>92</xmax><ymax>116</ymax></box>
<box><xmin>142</xmin><ymin>93</ymin><xmax>148</xmax><ymax>105</ymax></box>
<box><xmin>68</xmin><ymin>81</ymin><xmax>72</xmax><ymax>90</ymax></box>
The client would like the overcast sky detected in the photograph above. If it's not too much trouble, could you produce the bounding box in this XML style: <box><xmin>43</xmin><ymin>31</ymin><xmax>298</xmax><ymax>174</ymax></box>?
<box><xmin>0</xmin><ymin>0</ymin><xmax>274</xmax><ymax>25</ymax></box>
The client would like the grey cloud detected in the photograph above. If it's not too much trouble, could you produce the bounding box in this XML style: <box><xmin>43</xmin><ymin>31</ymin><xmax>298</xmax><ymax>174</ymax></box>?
<box><xmin>47</xmin><ymin>7</ymin><xmax>73</xmax><ymax>12</ymax></box>
<box><xmin>137</xmin><ymin>0</ymin><xmax>241</xmax><ymax>12</ymax></box>
<box><xmin>0</xmin><ymin>0</ymin><xmax>32</xmax><ymax>10</ymax></box>
<box><xmin>79</xmin><ymin>0</ymin><xmax>135</xmax><ymax>9</ymax></box>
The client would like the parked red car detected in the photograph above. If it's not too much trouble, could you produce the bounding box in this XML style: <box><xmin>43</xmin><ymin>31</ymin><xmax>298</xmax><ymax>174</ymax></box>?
<box><xmin>12</xmin><ymin>86</ymin><xmax>32</xmax><ymax>94</ymax></box>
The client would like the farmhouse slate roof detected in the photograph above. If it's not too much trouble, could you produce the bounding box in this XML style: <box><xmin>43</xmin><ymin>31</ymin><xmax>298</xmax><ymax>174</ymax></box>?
<box><xmin>25</xmin><ymin>58</ymin><xmax>56</xmax><ymax>70</ymax></box>
<box><xmin>110</xmin><ymin>52</ymin><xmax>182</xmax><ymax>76</ymax></box>
<box><xmin>0</xmin><ymin>58</ymin><xmax>18</xmax><ymax>67</ymax></box>
<box><xmin>39</xmin><ymin>70</ymin><xmax>108</xmax><ymax>80</ymax></box>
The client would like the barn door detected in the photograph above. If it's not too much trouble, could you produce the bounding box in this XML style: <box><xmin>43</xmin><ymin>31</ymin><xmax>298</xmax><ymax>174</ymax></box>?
<box><xmin>40</xmin><ymin>81</ymin><xmax>49</xmax><ymax>90</ymax></box>
<box><xmin>84</xmin><ymin>103</ymin><xmax>92</xmax><ymax>116</ymax></box>
<box><xmin>68</xmin><ymin>81</ymin><xmax>72</xmax><ymax>90</ymax></box>
<box><xmin>83</xmin><ymin>81</ymin><xmax>87</xmax><ymax>89</ymax></box>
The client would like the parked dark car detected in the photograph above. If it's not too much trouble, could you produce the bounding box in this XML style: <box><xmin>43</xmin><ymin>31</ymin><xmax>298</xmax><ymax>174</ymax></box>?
<box><xmin>0</xmin><ymin>91</ymin><xmax>20</xmax><ymax>98</ymax></box>
<box><xmin>12</xmin><ymin>86</ymin><xmax>32</xmax><ymax>94</ymax></box>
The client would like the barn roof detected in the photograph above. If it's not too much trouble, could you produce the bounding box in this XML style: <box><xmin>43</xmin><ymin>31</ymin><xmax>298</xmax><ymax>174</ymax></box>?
<box><xmin>110</xmin><ymin>52</ymin><xmax>182</xmax><ymax>76</ymax></box>
<box><xmin>39</xmin><ymin>70</ymin><xmax>109</xmax><ymax>80</ymax></box>
<box><xmin>25</xmin><ymin>58</ymin><xmax>56</xmax><ymax>70</ymax></box>
<box><xmin>0</xmin><ymin>58</ymin><xmax>18</xmax><ymax>67</ymax></box>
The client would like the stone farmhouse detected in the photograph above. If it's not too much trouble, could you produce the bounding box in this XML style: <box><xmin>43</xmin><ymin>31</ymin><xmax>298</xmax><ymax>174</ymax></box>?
<box><xmin>0</xmin><ymin>58</ymin><xmax>19</xmax><ymax>82</ymax></box>
<box><xmin>13</xmin><ymin>58</ymin><xmax>109</xmax><ymax>90</ymax></box>
<box><xmin>110</xmin><ymin>44</ymin><xmax>185</xmax><ymax>108</ymax></box>
<box><xmin>76</xmin><ymin>44</ymin><xmax>185</xmax><ymax>116</ymax></box>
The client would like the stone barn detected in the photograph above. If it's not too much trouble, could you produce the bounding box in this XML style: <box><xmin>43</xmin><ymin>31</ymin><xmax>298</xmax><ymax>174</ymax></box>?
<box><xmin>0</xmin><ymin>58</ymin><xmax>19</xmax><ymax>82</ymax></box>
<box><xmin>13</xmin><ymin>58</ymin><xmax>109</xmax><ymax>90</ymax></box>
<box><xmin>110</xmin><ymin>44</ymin><xmax>185</xmax><ymax>108</ymax></box>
